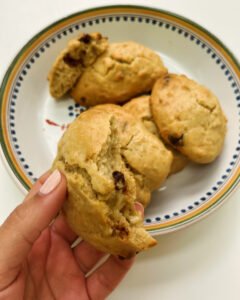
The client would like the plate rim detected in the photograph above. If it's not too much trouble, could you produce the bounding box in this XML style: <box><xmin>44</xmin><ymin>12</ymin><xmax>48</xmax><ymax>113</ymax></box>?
<box><xmin>0</xmin><ymin>4</ymin><xmax>240</xmax><ymax>234</ymax></box>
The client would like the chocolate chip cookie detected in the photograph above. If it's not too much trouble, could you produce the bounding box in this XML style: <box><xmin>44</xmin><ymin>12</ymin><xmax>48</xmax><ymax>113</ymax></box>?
<box><xmin>151</xmin><ymin>74</ymin><xmax>227</xmax><ymax>163</ymax></box>
<box><xmin>48</xmin><ymin>32</ymin><xmax>108</xmax><ymax>98</ymax></box>
<box><xmin>52</xmin><ymin>105</ymin><xmax>173</xmax><ymax>257</ymax></box>
<box><xmin>71</xmin><ymin>41</ymin><xmax>167</xmax><ymax>105</ymax></box>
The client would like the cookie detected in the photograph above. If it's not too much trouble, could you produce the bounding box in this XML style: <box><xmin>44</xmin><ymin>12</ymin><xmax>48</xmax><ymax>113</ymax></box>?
<box><xmin>94</xmin><ymin>104</ymin><xmax>173</xmax><ymax>198</ymax></box>
<box><xmin>48</xmin><ymin>32</ymin><xmax>108</xmax><ymax>98</ymax></box>
<box><xmin>123</xmin><ymin>95</ymin><xmax>188</xmax><ymax>174</ymax></box>
<box><xmin>151</xmin><ymin>74</ymin><xmax>227</xmax><ymax>163</ymax></box>
<box><xmin>53</xmin><ymin>106</ymin><xmax>172</xmax><ymax>257</ymax></box>
<box><xmin>71</xmin><ymin>41</ymin><xmax>167</xmax><ymax>106</ymax></box>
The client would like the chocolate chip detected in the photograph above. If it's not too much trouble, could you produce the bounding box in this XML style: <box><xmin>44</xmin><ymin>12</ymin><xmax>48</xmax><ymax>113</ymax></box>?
<box><xmin>112</xmin><ymin>171</ymin><xmax>126</xmax><ymax>191</ymax></box>
<box><xmin>79</xmin><ymin>34</ymin><xmax>92</xmax><ymax>44</ymax></box>
<box><xmin>80</xmin><ymin>97</ymin><xmax>86</xmax><ymax>103</ymax></box>
<box><xmin>168</xmin><ymin>134</ymin><xmax>184</xmax><ymax>146</ymax></box>
<box><xmin>113</xmin><ymin>224</ymin><xmax>129</xmax><ymax>238</ymax></box>
<box><xmin>63</xmin><ymin>54</ymin><xmax>82</xmax><ymax>67</ymax></box>
<box><xmin>118</xmin><ymin>255</ymin><xmax>125</xmax><ymax>260</ymax></box>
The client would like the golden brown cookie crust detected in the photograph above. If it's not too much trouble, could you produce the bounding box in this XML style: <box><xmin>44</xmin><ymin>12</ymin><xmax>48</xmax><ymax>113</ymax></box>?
<box><xmin>48</xmin><ymin>32</ymin><xmax>108</xmax><ymax>99</ymax></box>
<box><xmin>52</xmin><ymin>105</ymin><xmax>173</xmax><ymax>257</ymax></box>
<box><xmin>71</xmin><ymin>41</ymin><xmax>167</xmax><ymax>106</ymax></box>
<box><xmin>150</xmin><ymin>74</ymin><xmax>227</xmax><ymax>164</ymax></box>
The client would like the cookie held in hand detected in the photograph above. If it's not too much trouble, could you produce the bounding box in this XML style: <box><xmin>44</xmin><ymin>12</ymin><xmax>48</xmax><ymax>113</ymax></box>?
<box><xmin>53</xmin><ymin>105</ymin><xmax>172</xmax><ymax>257</ymax></box>
<box><xmin>94</xmin><ymin>104</ymin><xmax>173</xmax><ymax>205</ymax></box>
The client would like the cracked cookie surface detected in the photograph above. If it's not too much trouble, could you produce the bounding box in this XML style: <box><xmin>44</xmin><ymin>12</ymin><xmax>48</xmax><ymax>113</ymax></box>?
<box><xmin>71</xmin><ymin>41</ymin><xmax>167</xmax><ymax>106</ymax></box>
<box><xmin>48</xmin><ymin>32</ymin><xmax>108</xmax><ymax>98</ymax></box>
<box><xmin>151</xmin><ymin>74</ymin><xmax>227</xmax><ymax>163</ymax></box>
<box><xmin>123</xmin><ymin>95</ymin><xmax>188</xmax><ymax>174</ymax></box>
<box><xmin>52</xmin><ymin>105</ymin><xmax>172</xmax><ymax>257</ymax></box>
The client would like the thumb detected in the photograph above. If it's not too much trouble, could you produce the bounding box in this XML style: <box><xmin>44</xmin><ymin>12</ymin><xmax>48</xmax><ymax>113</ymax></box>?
<box><xmin>0</xmin><ymin>169</ymin><xmax>67</xmax><ymax>290</ymax></box>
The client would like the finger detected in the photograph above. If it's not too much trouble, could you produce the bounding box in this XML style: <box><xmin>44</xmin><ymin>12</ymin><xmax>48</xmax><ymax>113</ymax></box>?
<box><xmin>134</xmin><ymin>201</ymin><xmax>144</xmax><ymax>217</ymax></box>
<box><xmin>27</xmin><ymin>228</ymin><xmax>51</xmax><ymax>281</ymax></box>
<box><xmin>27</xmin><ymin>228</ymin><xmax>56</xmax><ymax>299</ymax></box>
<box><xmin>51</xmin><ymin>213</ymin><xmax>77</xmax><ymax>244</ymax></box>
<box><xmin>0</xmin><ymin>269</ymin><xmax>25</xmax><ymax>299</ymax></box>
<box><xmin>46</xmin><ymin>230</ymin><xmax>88</xmax><ymax>300</ymax></box>
<box><xmin>24</xmin><ymin>171</ymin><xmax>51</xmax><ymax>202</ymax></box>
<box><xmin>0</xmin><ymin>169</ymin><xmax>67</xmax><ymax>290</ymax></box>
<box><xmin>87</xmin><ymin>256</ymin><xmax>135</xmax><ymax>300</ymax></box>
<box><xmin>73</xmin><ymin>241</ymin><xmax>105</xmax><ymax>274</ymax></box>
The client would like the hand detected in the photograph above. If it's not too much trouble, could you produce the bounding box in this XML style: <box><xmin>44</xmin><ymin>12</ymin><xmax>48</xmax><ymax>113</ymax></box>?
<box><xmin>0</xmin><ymin>170</ymin><xmax>134</xmax><ymax>299</ymax></box>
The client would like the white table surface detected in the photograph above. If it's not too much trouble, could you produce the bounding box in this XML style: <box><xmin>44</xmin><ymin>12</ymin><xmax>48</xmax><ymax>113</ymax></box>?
<box><xmin>0</xmin><ymin>0</ymin><xmax>240</xmax><ymax>299</ymax></box>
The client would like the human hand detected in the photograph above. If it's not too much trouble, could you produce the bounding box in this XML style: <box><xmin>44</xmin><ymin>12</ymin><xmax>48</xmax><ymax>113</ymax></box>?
<box><xmin>0</xmin><ymin>170</ymin><xmax>135</xmax><ymax>299</ymax></box>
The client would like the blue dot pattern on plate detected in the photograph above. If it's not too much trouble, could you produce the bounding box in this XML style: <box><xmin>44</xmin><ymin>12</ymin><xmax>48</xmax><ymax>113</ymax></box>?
<box><xmin>6</xmin><ymin>14</ymin><xmax>240</xmax><ymax>223</ymax></box>
<box><xmin>67</xmin><ymin>103</ymin><xmax>86</xmax><ymax>118</ymax></box>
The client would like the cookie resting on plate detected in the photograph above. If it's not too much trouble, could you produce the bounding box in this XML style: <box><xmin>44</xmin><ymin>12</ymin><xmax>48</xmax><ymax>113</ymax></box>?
<box><xmin>123</xmin><ymin>95</ymin><xmax>188</xmax><ymax>174</ymax></box>
<box><xmin>48</xmin><ymin>32</ymin><xmax>108</xmax><ymax>98</ymax></box>
<box><xmin>71</xmin><ymin>41</ymin><xmax>167</xmax><ymax>106</ymax></box>
<box><xmin>150</xmin><ymin>74</ymin><xmax>227</xmax><ymax>164</ymax></box>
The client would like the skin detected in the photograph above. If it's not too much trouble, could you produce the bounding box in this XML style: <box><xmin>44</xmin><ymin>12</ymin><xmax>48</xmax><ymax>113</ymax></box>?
<box><xmin>0</xmin><ymin>172</ymin><xmax>135</xmax><ymax>300</ymax></box>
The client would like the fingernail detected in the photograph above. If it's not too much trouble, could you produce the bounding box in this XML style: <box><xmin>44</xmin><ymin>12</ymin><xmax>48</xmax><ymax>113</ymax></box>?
<box><xmin>134</xmin><ymin>202</ymin><xmax>144</xmax><ymax>217</ymax></box>
<box><xmin>38</xmin><ymin>169</ymin><xmax>61</xmax><ymax>196</ymax></box>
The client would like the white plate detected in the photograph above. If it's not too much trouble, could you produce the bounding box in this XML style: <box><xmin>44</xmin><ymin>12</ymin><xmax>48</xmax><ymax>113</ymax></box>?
<box><xmin>0</xmin><ymin>5</ymin><xmax>239</xmax><ymax>235</ymax></box>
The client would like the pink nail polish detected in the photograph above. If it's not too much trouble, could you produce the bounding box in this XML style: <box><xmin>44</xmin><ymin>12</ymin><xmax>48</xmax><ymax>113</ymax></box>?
<box><xmin>38</xmin><ymin>169</ymin><xmax>61</xmax><ymax>196</ymax></box>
